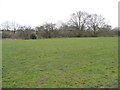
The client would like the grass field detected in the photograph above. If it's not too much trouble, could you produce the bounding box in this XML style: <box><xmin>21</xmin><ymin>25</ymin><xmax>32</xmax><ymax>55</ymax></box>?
<box><xmin>2</xmin><ymin>37</ymin><xmax>118</xmax><ymax>88</ymax></box>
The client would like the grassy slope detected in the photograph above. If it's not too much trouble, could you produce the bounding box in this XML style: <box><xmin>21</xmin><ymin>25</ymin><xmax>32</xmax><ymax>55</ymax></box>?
<box><xmin>2</xmin><ymin>37</ymin><xmax>118</xmax><ymax>88</ymax></box>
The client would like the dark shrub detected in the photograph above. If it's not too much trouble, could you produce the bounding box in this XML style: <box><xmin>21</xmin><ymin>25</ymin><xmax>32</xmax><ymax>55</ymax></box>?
<box><xmin>30</xmin><ymin>33</ymin><xmax>37</xmax><ymax>39</ymax></box>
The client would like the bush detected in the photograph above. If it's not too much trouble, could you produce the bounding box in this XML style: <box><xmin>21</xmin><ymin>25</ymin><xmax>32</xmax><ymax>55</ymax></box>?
<box><xmin>30</xmin><ymin>33</ymin><xmax>37</xmax><ymax>39</ymax></box>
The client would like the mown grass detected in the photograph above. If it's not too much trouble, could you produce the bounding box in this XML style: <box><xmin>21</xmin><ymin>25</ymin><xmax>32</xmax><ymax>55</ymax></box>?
<box><xmin>2</xmin><ymin>37</ymin><xmax>118</xmax><ymax>88</ymax></box>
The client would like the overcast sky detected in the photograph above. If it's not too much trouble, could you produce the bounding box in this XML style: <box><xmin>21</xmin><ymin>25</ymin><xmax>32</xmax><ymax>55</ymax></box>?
<box><xmin>0</xmin><ymin>0</ymin><xmax>119</xmax><ymax>28</ymax></box>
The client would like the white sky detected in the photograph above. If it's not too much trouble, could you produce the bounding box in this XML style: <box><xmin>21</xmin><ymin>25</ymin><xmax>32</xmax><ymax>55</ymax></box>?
<box><xmin>0</xmin><ymin>0</ymin><xmax>119</xmax><ymax>28</ymax></box>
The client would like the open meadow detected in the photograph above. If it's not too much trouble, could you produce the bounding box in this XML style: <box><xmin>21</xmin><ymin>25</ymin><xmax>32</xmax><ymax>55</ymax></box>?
<box><xmin>2</xmin><ymin>37</ymin><xmax>118</xmax><ymax>88</ymax></box>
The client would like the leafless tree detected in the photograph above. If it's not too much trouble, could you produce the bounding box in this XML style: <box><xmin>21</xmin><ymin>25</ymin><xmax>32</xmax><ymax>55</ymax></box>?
<box><xmin>1</xmin><ymin>21</ymin><xmax>11</xmax><ymax>30</ymax></box>
<box><xmin>16</xmin><ymin>25</ymin><xmax>36</xmax><ymax>39</ymax></box>
<box><xmin>43</xmin><ymin>23</ymin><xmax>56</xmax><ymax>38</ymax></box>
<box><xmin>68</xmin><ymin>11</ymin><xmax>90</xmax><ymax>37</ymax></box>
<box><xmin>88</xmin><ymin>14</ymin><xmax>105</xmax><ymax>36</ymax></box>
<box><xmin>10</xmin><ymin>22</ymin><xmax>20</xmax><ymax>34</ymax></box>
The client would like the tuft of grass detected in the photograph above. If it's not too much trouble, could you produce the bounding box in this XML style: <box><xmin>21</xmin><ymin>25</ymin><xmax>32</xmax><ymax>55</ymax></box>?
<box><xmin>2</xmin><ymin>37</ymin><xmax>118</xmax><ymax>88</ymax></box>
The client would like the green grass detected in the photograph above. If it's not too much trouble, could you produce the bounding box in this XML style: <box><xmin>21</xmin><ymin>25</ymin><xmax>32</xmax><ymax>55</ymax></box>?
<box><xmin>2</xmin><ymin>37</ymin><xmax>118</xmax><ymax>88</ymax></box>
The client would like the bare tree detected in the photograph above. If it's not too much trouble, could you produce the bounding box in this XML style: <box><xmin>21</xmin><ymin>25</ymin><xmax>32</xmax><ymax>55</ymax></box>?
<box><xmin>43</xmin><ymin>23</ymin><xmax>56</xmax><ymax>38</ymax></box>
<box><xmin>10</xmin><ymin>22</ymin><xmax>20</xmax><ymax>34</ymax></box>
<box><xmin>17</xmin><ymin>25</ymin><xmax>35</xmax><ymax>39</ymax></box>
<box><xmin>1</xmin><ymin>21</ymin><xmax>11</xmax><ymax>30</ymax></box>
<box><xmin>88</xmin><ymin>14</ymin><xmax>105</xmax><ymax>36</ymax></box>
<box><xmin>68</xmin><ymin>11</ymin><xmax>90</xmax><ymax>37</ymax></box>
<box><xmin>35</xmin><ymin>26</ymin><xmax>45</xmax><ymax>38</ymax></box>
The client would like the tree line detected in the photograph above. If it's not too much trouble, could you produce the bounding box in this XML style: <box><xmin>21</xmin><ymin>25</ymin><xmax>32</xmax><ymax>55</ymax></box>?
<box><xmin>1</xmin><ymin>11</ymin><xmax>118</xmax><ymax>39</ymax></box>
